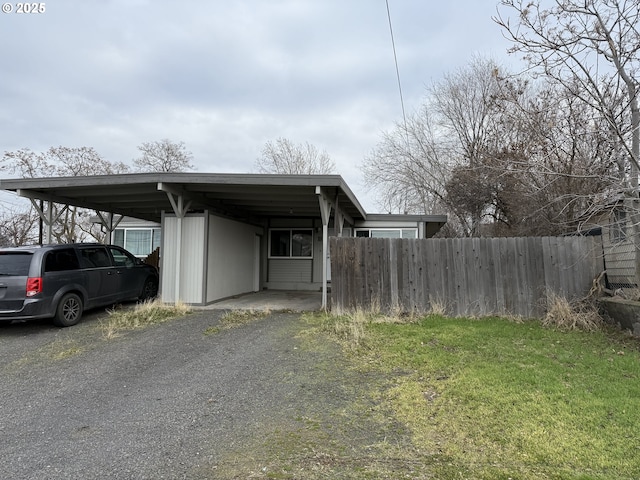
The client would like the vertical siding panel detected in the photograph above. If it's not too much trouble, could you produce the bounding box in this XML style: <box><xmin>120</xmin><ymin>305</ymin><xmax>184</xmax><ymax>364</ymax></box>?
<box><xmin>180</xmin><ymin>216</ymin><xmax>206</xmax><ymax>304</ymax></box>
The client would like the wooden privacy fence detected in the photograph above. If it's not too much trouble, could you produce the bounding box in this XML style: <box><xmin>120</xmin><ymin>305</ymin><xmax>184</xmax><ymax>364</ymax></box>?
<box><xmin>330</xmin><ymin>236</ymin><xmax>605</xmax><ymax>318</ymax></box>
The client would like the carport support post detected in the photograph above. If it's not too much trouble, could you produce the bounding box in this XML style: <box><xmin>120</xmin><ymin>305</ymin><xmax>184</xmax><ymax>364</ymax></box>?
<box><xmin>28</xmin><ymin>198</ymin><xmax>68</xmax><ymax>244</ymax></box>
<box><xmin>316</xmin><ymin>187</ymin><xmax>332</xmax><ymax>310</ymax></box>
<box><xmin>45</xmin><ymin>201</ymin><xmax>53</xmax><ymax>244</ymax></box>
<box><xmin>94</xmin><ymin>212</ymin><xmax>123</xmax><ymax>242</ymax></box>
<box><xmin>159</xmin><ymin>183</ymin><xmax>192</xmax><ymax>305</ymax></box>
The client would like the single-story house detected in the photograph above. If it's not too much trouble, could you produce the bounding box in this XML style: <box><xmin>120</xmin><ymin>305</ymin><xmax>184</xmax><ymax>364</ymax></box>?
<box><xmin>0</xmin><ymin>173</ymin><xmax>447</xmax><ymax>308</ymax></box>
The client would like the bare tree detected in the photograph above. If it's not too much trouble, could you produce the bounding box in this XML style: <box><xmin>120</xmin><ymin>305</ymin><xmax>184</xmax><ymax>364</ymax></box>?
<box><xmin>475</xmin><ymin>79</ymin><xmax>621</xmax><ymax>236</ymax></box>
<box><xmin>364</xmin><ymin>55</ymin><xmax>621</xmax><ymax>237</ymax></box>
<box><xmin>362</xmin><ymin>111</ymin><xmax>451</xmax><ymax>214</ymax></box>
<box><xmin>495</xmin><ymin>0</ymin><xmax>640</xmax><ymax>274</ymax></box>
<box><xmin>1</xmin><ymin>146</ymin><xmax>130</xmax><ymax>243</ymax></box>
<box><xmin>255</xmin><ymin>138</ymin><xmax>336</xmax><ymax>175</ymax></box>
<box><xmin>363</xmin><ymin>57</ymin><xmax>503</xmax><ymax>235</ymax></box>
<box><xmin>0</xmin><ymin>206</ymin><xmax>39</xmax><ymax>247</ymax></box>
<box><xmin>134</xmin><ymin>139</ymin><xmax>194</xmax><ymax>172</ymax></box>
<box><xmin>2</xmin><ymin>146</ymin><xmax>129</xmax><ymax>177</ymax></box>
<box><xmin>495</xmin><ymin>0</ymin><xmax>639</xmax><ymax>173</ymax></box>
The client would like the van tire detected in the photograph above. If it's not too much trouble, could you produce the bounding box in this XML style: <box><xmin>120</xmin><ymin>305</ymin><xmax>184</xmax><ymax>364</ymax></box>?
<box><xmin>139</xmin><ymin>278</ymin><xmax>158</xmax><ymax>301</ymax></box>
<box><xmin>53</xmin><ymin>293</ymin><xmax>83</xmax><ymax>327</ymax></box>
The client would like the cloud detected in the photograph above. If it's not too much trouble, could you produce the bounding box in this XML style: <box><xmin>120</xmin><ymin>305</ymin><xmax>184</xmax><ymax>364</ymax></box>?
<box><xmin>0</xmin><ymin>0</ymin><xmax>517</xmax><ymax>212</ymax></box>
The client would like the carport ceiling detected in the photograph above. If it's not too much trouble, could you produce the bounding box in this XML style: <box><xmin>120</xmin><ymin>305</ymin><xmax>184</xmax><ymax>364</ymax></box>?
<box><xmin>0</xmin><ymin>173</ymin><xmax>367</xmax><ymax>223</ymax></box>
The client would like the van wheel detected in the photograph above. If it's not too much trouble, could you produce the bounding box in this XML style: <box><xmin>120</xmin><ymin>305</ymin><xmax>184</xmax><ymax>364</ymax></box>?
<box><xmin>139</xmin><ymin>278</ymin><xmax>158</xmax><ymax>301</ymax></box>
<box><xmin>53</xmin><ymin>293</ymin><xmax>83</xmax><ymax>327</ymax></box>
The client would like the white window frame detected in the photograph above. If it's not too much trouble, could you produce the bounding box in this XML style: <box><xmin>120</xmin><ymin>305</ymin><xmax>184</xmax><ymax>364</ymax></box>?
<box><xmin>112</xmin><ymin>227</ymin><xmax>161</xmax><ymax>257</ymax></box>
<box><xmin>354</xmin><ymin>228</ymin><xmax>418</xmax><ymax>239</ymax></box>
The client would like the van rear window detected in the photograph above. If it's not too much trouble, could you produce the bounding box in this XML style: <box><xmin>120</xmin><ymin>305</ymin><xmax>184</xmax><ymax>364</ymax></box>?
<box><xmin>45</xmin><ymin>249</ymin><xmax>80</xmax><ymax>272</ymax></box>
<box><xmin>0</xmin><ymin>252</ymin><xmax>33</xmax><ymax>276</ymax></box>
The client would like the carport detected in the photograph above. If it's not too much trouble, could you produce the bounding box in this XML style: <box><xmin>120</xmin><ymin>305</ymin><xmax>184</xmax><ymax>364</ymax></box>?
<box><xmin>0</xmin><ymin>173</ymin><xmax>368</xmax><ymax>309</ymax></box>
<box><xmin>0</xmin><ymin>173</ymin><xmax>447</xmax><ymax>309</ymax></box>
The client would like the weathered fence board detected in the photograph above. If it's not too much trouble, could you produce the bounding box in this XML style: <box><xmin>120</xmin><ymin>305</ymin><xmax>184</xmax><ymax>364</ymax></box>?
<box><xmin>330</xmin><ymin>236</ymin><xmax>605</xmax><ymax>318</ymax></box>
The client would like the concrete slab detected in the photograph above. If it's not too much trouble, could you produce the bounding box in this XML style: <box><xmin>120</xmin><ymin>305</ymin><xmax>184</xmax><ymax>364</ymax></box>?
<box><xmin>197</xmin><ymin>290</ymin><xmax>323</xmax><ymax>312</ymax></box>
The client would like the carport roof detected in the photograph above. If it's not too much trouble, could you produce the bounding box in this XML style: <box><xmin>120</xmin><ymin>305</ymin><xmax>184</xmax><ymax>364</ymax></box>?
<box><xmin>0</xmin><ymin>173</ymin><xmax>370</xmax><ymax>224</ymax></box>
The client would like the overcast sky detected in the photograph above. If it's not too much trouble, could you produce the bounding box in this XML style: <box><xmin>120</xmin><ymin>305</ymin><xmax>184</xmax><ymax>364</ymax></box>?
<box><xmin>1</xmin><ymin>0</ymin><xmax>520</xmax><ymax>212</ymax></box>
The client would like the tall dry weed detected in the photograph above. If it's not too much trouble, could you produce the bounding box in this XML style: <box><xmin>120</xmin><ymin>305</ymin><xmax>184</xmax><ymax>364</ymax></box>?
<box><xmin>542</xmin><ymin>293</ymin><xmax>603</xmax><ymax>332</ymax></box>
<box><xmin>101</xmin><ymin>300</ymin><xmax>190</xmax><ymax>338</ymax></box>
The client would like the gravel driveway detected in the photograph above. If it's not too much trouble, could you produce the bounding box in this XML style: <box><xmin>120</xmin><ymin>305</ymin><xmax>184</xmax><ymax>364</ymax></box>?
<box><xmin>0</xmin><ymin>308</ymin><xmax>388</xmax><ymax>479</ymax></box>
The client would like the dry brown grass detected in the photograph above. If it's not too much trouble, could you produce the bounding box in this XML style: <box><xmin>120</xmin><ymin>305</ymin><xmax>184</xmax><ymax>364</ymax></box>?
<box><xmin>101</xmin><ymin>300</ymin><xmax>190</xmax><ymax>339</ymax></box>
<box><xmin>203</xmin><ymin>308</ymin><xmax>272</xmax><ymax>335</ymax></box>
<box><xmin>426</xmin><ymin>296</ymin><xmax>447</xmax><ymax>317</ymax></box>
<box><xmin>330</xmin><ymin>308</ymin><xmax>368</xmax><ymax>349</ymax></box>
<box><xmin>542</xmin><ymin>293</ymin><xmax>604</xmax><ymax>332</ymax></box>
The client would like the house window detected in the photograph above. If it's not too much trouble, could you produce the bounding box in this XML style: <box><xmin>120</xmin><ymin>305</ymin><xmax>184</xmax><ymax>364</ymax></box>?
<box><xmin>611</xmin><ymin>208</ymin><xmax>627</xmax><ymax>243</ymax></box>
<box><xmin>269</xmin><ymin>229</ymin><xmax>313</xmax><ymax>258</ymax></box>
<box><xmin>113</xmin><ymin>228</ymin><xmax>161</xmax><ymax>257</ymax></box>
<box><xmin>355</xmin><ymin>228</ymin><xmax>418</xmax><ymax>239</ymax></box>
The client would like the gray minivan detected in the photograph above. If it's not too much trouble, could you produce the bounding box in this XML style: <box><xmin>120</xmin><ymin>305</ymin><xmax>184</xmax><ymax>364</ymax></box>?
<box><xmin>0</xmin><ymin>243</ymin><xmax>159</xmax><ymax>327</ymax></box>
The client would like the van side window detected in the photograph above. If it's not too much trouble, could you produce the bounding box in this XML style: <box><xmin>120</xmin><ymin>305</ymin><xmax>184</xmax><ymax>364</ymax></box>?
<box><xmin>78</xmin><ymin>247</ymin><xmax>112</xmax><ymax>268</ymax></box>
<box><xmin>44</xmin><ymin>249</ymin><xmax>80</xmax><ymax>272</ymax></box>
<box><xmin>109</xmin><ymin>247</ymin><xmax>136</xmax><ymax>267</ymax></box>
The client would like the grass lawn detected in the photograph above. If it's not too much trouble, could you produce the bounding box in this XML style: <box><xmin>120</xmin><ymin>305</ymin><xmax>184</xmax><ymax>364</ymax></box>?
<box><xmin>341</xmin><ymin>314</ymin><xmax>640</xmax><ymax>479</ymax></box>
<box><xmin>182</xmin><ymin>308</ymin><xmax>640</xmax><ymax>479</ymax></box>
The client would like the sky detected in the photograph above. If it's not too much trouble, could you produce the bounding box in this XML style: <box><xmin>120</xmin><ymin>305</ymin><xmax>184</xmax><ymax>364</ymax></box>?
<box><xmin>0</xmin><ymin>0</ymin><xmax>521</xmax><ymax>212</ymax></box>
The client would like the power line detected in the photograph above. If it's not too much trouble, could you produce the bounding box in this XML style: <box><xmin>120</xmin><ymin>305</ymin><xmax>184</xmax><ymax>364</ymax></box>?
<box><xmin>385</xmin><ymin>0</ymin><xmax>408</xmax><ymax>133</ymax></box>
